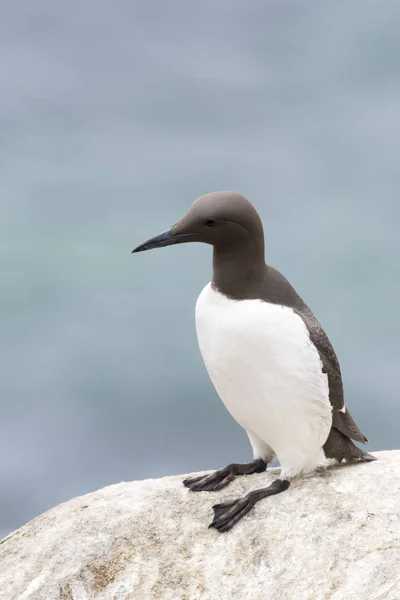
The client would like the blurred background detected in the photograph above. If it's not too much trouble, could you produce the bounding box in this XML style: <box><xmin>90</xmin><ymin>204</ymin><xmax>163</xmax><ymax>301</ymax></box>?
<box><xmin>1</xmin><ymin>0</ymin><xmax>399</xmax><ymax>539</ymax></box>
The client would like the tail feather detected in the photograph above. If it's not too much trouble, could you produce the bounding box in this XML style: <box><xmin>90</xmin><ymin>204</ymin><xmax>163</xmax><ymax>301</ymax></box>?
<box><xmin>344</xmin><ymin>443</ymin><xmax>376</xmax><ymax>463</ymax></box>
<box><xmin>332</xmin><ymin>407</ymin><xmax>368</xmax><ymax>444</ymax></box>
<box><xmin>323</xmin><ymin>427</ymin><xmax>376</xmax><ymax>463</ymax></box>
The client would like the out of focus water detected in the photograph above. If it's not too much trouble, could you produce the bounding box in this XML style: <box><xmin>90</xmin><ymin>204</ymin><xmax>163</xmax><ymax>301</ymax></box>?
<box><xmin>1</xmin><ymin>0</ymin><xmax>399</xmax><ymax>538</ymax></box>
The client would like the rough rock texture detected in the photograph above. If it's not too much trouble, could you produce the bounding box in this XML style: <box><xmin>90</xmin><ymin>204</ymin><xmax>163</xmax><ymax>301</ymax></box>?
<box><xmin>1</xmin><ymin>450</ymin><xmax>399</xmax><ymax>600</ymax></box>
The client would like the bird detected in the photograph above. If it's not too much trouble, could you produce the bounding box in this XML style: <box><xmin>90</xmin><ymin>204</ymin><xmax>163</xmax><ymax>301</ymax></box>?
<box><xmin>132</xmin><ymin>191</ymin><xmax>375</xmax><ymax>533</ymax></box>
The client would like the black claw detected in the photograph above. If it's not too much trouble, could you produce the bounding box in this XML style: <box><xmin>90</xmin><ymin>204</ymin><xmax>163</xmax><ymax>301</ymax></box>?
<box><xmin>183</xmin><ymin>475</ymin><xmax>204</xmax><ymax>488</ymax></box>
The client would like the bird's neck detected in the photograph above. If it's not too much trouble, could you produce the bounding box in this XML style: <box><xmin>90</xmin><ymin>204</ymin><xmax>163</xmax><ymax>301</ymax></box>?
<box><xmin>212</xmin><ymin>242</ymin><xmax>266</xmax><ymax>300</ymax></box>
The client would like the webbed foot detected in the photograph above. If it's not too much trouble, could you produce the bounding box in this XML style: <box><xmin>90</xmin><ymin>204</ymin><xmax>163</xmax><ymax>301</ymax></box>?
<box><xmin>183</xmin><ymin>459</ymin><xmax>266</xmax><ymax>492</ymax></box>
<box><xmin>209</xmin><ymin>479</ymin><xmax>290</xmax><ymax>533</ymax></box>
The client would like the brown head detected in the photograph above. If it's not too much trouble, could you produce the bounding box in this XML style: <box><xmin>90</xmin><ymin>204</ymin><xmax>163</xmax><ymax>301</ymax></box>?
<box><xmin>132</xmin><ymin>191</ymin><xmax>266</xmax><ymax>295</ymax></box>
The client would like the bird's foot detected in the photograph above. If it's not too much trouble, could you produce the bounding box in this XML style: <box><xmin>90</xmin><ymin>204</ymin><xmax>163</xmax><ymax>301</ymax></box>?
<box><xmin>209</xmin><ymin>495</ymin><xmax>258</xmax><ymax>533</ymax></box>
<box><xmin>183</xmin><ymin>459</ymin><xmax>266</xmax><ymax>492</ymax></box>
<box><xmin>209</xmin><ymin>479</ymin><xmax>290</xmax><ymax>533</ymax></box>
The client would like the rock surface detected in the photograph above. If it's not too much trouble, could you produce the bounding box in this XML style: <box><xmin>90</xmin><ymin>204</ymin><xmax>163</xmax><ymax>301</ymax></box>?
<box><xmin>1</xmin><ymin>450</ymin><xmax>400</xmax><ymax>600</ymax></box>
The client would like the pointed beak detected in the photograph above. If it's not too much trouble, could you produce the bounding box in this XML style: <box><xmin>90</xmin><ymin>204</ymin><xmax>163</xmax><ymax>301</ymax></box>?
<box><xmin>131</xmin><ymin>228</ymin><xmax>197</xmax><ymax>253</ymax></box>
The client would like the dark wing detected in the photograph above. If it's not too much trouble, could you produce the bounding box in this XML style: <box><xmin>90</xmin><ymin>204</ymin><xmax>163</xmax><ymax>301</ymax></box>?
<box><xmin>295</xmin><ymin>307</ymin><xmax>367</xmax><ymax>444</ymax></box>
<box><xmin>262</xmin><ymin>266</ymin><xmax>368</xmax><ymax>444</ymax></box>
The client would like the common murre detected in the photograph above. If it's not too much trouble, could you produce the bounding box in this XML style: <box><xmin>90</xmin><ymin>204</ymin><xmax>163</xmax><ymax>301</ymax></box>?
<box><xmin>132</xmin><ymin>191</ymin><xmax>375</xmax><ymax>533</ymax></box>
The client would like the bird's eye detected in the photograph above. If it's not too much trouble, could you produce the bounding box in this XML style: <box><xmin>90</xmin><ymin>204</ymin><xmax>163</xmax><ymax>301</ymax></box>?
<box><xmin>206</xmin><ymin>219</ymin><xmax>216</xmax><ymax>227</ymax></box>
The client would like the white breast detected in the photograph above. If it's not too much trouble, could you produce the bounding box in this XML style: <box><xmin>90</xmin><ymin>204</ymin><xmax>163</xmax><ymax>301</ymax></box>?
<box><xmin>195</xmin><ymin>283</ymin><xmax>332</xmax><ymax>479</ymax></box>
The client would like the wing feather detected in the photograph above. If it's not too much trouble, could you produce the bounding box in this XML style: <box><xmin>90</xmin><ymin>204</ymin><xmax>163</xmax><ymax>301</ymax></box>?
<box><xmin>295</xmin><ymin>308</ymin><xmax>367</xmax><ymax>444</ymax></box>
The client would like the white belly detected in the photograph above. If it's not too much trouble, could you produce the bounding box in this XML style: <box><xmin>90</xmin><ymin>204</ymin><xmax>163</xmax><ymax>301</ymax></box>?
<box><xmin>195</xmin><ymin>283</ymin><xmax>332</xmax><ymax>478</ymax></box>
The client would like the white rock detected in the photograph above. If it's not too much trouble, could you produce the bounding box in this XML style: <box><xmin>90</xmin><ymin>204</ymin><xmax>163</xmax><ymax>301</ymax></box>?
<box><xmin>1</xmin><ymin>450</ymin><xmax>399</xmax><ymax>600</ymax></box>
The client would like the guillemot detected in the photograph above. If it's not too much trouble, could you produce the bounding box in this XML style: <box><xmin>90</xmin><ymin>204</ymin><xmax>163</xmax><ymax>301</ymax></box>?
<box><xmin>132</xmin><ymin>191</ymin><xmax>375</xmax><ymax>533</ymax></box>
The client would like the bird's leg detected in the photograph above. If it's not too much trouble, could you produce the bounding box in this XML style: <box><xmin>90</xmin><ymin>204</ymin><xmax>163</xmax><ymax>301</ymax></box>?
<box><xmin>209</xmin><ymin>478</ymin><xmax>290</xmax><ymax>533</ymax></box>
<box><xmin>183</xmin><ymin>458</ymin><xmax>267</xmax><ymax>492</ymax></box>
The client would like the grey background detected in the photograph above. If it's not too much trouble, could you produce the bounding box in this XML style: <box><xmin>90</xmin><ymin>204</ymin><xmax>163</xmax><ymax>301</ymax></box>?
<box><xmin>1</xmin><ymin>0</ymin><xmax>399</xmax><ymax>539</ymax></box>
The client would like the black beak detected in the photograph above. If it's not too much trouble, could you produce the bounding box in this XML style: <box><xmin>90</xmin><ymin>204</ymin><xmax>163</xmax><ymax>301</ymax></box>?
<box><xmin>131</xmin><ymin>228</ymin><xmax>197</xmax><ymax>253</ymax></box>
